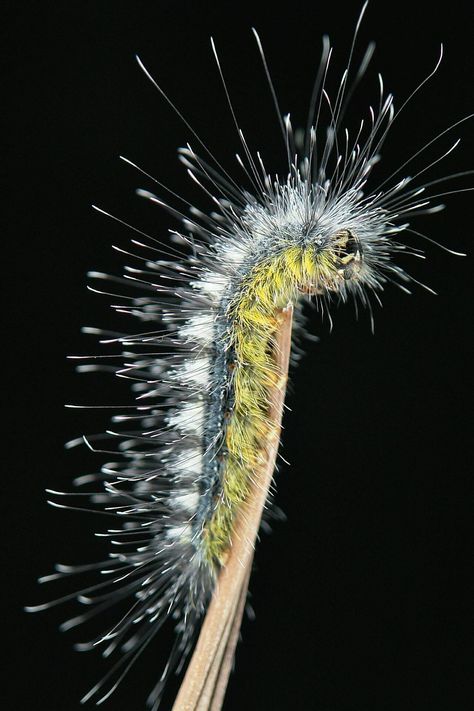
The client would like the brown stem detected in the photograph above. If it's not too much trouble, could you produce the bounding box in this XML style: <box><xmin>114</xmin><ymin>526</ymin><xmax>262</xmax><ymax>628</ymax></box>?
<box><xmin>172</xmin><ymin>305</ymin><xmax>293</xmax><ymax>711</ymax></box>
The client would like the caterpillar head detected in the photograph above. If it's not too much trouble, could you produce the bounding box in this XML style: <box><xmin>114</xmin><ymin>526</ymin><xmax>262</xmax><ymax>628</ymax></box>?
<box><xmin>302</xmin><ymin>227</ymin><xmax>368</xmax><ymax>296</ymax></box>
<box><xmin>331</xmin><ymin>229</ymin><xmax>363</xmax><ymax>282</ymax></box>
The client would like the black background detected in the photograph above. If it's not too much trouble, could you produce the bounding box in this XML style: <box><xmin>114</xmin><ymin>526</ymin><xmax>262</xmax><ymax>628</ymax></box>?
<box><xmin>4</xmin><ymin>1</ymin><xmax>473</xmax><ymax>710</ymax></box>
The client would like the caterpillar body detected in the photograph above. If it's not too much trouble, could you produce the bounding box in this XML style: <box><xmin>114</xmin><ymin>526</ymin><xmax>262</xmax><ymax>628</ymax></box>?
<box><xmin>27</xmin><ymin>4</ymin><xmax>471</xmax><ymax>710</ymax></box>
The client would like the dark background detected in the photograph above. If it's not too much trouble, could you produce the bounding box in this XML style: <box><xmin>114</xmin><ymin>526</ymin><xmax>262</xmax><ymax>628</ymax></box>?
<box><xmin>4</xmin><ymin>1</ymin><xmax>472</xmax><ymax>710</ymax></box>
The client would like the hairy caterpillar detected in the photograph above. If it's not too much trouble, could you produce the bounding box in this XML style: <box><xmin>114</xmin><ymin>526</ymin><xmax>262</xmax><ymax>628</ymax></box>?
<box><xmin>25</xmin><ymin>3</ymin><xmax>472</xmax><ymax>710</ymax></box>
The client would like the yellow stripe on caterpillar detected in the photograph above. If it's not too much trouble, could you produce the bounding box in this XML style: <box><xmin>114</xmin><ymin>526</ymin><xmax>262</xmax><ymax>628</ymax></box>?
<box><xmin>202</xmin><ymin>243</ymin><xmax>347</xmax><ymax>565</ymax></box>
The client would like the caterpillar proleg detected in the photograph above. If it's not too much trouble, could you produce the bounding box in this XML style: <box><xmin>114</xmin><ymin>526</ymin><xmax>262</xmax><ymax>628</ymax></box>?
<box><xmin>25</xmin><ymin>3</ymin><xmax>472</xmax><ymax>710</ymax></box>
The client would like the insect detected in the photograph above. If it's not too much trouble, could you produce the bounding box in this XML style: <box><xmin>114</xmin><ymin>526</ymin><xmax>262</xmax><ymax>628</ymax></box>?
<box><xmin>26</xmin><ymin>3</ymin><xmax>471</xmax><ymax>709</ymax></box>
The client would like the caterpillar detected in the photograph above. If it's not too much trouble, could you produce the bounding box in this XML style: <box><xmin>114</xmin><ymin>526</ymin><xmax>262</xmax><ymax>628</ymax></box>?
<box><xmin>26</xmin><ymin>4</ymin><xmax>471</xmax><ymax>710</ymax></box>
